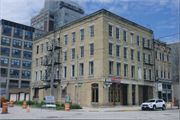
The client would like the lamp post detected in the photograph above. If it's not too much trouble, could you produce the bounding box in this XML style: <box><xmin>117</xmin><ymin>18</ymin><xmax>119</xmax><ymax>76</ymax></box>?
<box><xmin>156</xmin><ymin>76</ymin><xmax>159</xmax><ymax>98</ymax></box>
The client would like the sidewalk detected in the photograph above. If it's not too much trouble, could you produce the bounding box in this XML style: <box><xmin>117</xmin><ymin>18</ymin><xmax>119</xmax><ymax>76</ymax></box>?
<box><xmin>74</xmin><ymin>105</ymin><xmax>178</xmax><ymax>112</ymax></box>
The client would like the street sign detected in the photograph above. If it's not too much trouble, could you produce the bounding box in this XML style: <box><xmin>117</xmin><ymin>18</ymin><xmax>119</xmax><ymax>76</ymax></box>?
<box><xmin>78</xmin><ymin>82</ymin><xmax>83</xmax><ymax>85</ymax></box>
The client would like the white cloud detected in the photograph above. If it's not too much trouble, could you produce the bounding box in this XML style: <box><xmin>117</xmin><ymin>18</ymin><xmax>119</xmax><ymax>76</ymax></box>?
<box><xmin>0</xmin><ymin>0</ymin><xmax>44</xmax><ymax>26</ymax></box>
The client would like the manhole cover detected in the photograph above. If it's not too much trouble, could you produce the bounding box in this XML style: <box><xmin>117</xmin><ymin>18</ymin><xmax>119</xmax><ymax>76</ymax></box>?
<box><xmin>47</xmin><ymin>116</ymin><xmax>58</xmax><ymax>118</ymax></box>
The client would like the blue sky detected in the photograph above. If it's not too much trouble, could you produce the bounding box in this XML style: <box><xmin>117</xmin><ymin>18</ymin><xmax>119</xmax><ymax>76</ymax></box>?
<box><xmin>1</xmin><ymin>0</ymin><xmax>179</xmax><ymax>43</ymax></box>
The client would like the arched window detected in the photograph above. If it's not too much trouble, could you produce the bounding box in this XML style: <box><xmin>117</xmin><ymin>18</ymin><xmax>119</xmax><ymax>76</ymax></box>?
<box><xmin>91</xmin><ymin>84</ymin><xmax>98</xmax><ymax>102</ymax></box>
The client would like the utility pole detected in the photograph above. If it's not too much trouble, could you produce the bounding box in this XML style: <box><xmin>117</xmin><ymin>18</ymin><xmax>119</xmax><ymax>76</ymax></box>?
<box><xmin>76</xmin><ymin>54</ymin><xmax>79</xmax><ymax>105</ymax></box>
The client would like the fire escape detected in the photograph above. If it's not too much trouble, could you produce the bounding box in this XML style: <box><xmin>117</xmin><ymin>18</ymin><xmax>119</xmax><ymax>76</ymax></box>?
<box><xmin>40</xmin><ymin>38</ymin><xmax>62</xmax><ymax>89</ymax></box>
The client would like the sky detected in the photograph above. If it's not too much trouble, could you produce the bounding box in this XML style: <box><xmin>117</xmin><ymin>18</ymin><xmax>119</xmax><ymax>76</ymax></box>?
<box><xmin>0</xmin><ymin>0</ymin><xmax>179</xmax><ymax>44</ymax></box>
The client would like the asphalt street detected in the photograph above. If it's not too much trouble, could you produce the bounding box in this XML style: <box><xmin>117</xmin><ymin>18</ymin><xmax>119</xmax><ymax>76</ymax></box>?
<box><xmin>0</xmin><ymin>105</ymin><xmax>179</xmax><ymax>119</ymax></box>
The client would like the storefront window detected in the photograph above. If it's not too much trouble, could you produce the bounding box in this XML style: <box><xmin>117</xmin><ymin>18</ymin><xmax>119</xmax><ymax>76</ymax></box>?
<box><xmin>91</xmin><ymin>84</ymin><xmax>98</xmax><ymax>102</ymax></box>
<box><xmin>167</xmin><ymin>91</ymin><xmax>172</xmax><ymax>102</ymax></box>
<box><xmin>167</xmin><ymin>85</ymin><xmax>171</xmax><ymax>89</ymax></box>
<box><xmin>158</xmin><ymin>91</ymin><xmax>162</xmax><ymax>99</ymax></box>
<box><xmin>162</xmin><ymin>90</ymin><xmax>167</xmax><ymax>102</ymax></box>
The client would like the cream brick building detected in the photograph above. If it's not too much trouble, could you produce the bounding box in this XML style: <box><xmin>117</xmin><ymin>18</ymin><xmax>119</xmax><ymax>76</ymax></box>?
<box><xmin>30</xmin><ymin>9</ymin><xmax>156</xmax><ymax>106</ymax></box>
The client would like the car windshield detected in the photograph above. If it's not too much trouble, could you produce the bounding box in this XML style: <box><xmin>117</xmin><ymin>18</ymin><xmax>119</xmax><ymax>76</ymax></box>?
<box><xmin>146</xmin><ymin>100</ymin><xmax>155</xmax><ymax>103</ymax></box>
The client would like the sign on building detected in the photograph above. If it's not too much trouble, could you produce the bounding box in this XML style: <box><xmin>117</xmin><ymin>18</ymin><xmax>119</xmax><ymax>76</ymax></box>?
<box><xmin>158</xmin><ymin>83</ymin><xmax>162</xmax><ymax>91</ymax></box>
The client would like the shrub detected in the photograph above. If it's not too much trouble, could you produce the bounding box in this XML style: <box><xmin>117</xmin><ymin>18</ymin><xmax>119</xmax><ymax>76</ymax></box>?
<box><xmin>70</xmin><ymin>104</ymin><xmax>82</xmax><ymax>109</ymax></box>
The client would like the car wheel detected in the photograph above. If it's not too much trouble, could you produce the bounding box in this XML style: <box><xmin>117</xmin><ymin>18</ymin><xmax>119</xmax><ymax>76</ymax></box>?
<box><xmin>141</xmin><ymin>107</ymin><xmax>145</xmax><ymax>110</ymax></box>
<box><xmin>162</xmin><ymin>105</ymin><xmax>166</xmax><ymax>110</ymax></box>
<box><xmin>153</xmin><ymin>105</ymin><xmax>156</xmax><ymax>111</ymax></box>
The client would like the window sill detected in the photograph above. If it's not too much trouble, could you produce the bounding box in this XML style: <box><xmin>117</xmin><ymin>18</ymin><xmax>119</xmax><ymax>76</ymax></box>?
<box><xmin>80</xmin><ymin>40</ymin><xmax>84</xmax><ymax>42</ymax></box>
<box><xmin>71</xmin><ymin>59</ymin><xmax>75</xmax><ymax>61</ymax></box>
<box><xmin>79</xmin><ymin>76</ymin><xmax>83</xmax><ymax>78</ymax></box>
<box><xmin>80</xmin><ymin>57</ymin><xmax>84</xmax><ymax>59</ymax></box>
<box><xmin>117</xmin><ymin>39</ymin><xmax>120</xmax><ymax>41</ymax></box>
<box><xmin>109</xmin><ymin>36</ymin><xmax>113</xmax><ymax>38</ymax></box>
<box><xmin>91</xmin><ymin>102</ymin><xmax>98</xmax><ymax>105</ymax></box>
<box><xmin>117</xmin><ymin>56</ymin><xmax>121</xmax><ymax>59</ymax></box>
<box><xmin>89</xmin><ymin>55</ymin><xmax>94</xmax><ymax>57</ymax></box>
<box><xmin>89</xmin><ymin>75</ymin><xmax>94</xmax><ymax>78</ymax></box>
<box><xmin>89</xmin><ymin>37</ymin><xmax>94</xmax><ymax>39</ymax></box>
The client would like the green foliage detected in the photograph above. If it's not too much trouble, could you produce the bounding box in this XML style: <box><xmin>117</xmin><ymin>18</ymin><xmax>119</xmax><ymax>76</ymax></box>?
<box><xmin>70</xmin><ymin>104</ymin><xmax>82</xmax><ymax>109</ymax></box>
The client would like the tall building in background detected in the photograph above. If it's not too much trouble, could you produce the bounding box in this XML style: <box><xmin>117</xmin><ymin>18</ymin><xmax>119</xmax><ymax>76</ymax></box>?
<box><xmin>30</xmin><ymin>0</ymin><xmax>84</xmax><ymax>32</ymax></box>
<box><xmin>0</xmin><ymin>19</ymin><xmax>35</xmax><ymax>101</ymax></box>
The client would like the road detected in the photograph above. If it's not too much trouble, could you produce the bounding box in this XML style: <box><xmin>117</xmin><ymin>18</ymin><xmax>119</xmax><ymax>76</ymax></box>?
<box><xmin>0</xmin><ymin>105</ymin><xmax>179</xmax><ymax>119</ymax></box>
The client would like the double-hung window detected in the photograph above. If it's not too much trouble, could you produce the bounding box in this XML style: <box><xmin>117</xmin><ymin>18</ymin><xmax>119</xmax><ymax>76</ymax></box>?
<box><xmin>155</xmin><ymin>52</ymin><xmax>157</xmax><ymax>59</ymax></box>
<box><xmin>80</xmin><ymin>46</ymin><xmax>84</xmax><ymax>58</ymax></box>
<box><xmin>90</xmin><ymin>25</ymin><xmax>94</xmax><ymax>38</ymax></box>
<box><xmin>124</xmin><ymin>64</ymin><xmax>128</xmax><ymax>77</ymax></box>
<box><xmin>64</xmin><ymin>51</ymin><xmax>67</xmax><ymax>61</ymax></box>
<box><xmin>63</xmin><ymin>66</ymin><xmax>67</xmax><ymax>78</ymax></box>
<box><xmin>148</xmin><ymin>39</ymin><xmax>151</xmax><ymax>48</ymax></box>
<box><xmin>34</xmin><ymin>71</ymin><xmax>37</xmax><ymax>81</ymax></box>
<box><xmin>46</xmin><ymin>42</ymin><xmax>48</xmax><ymax>52</ymax></box>
<box><xmin>117</xmin><ymin>63</ymin><xmax>121</xmax><ymax>76</ymax></box>
<box><xmin>161</xmin><ymin>71</ymin><xmax>163</xmax><ymax>78</ymax></box>
<box><xmin>116</xmin><ymin>27</ymin><xmax>120</xmax><ymax>39</ymax></box>
<box><xmin>162</xmin><ymin>54</ymin><xmax>164</xmax><ymax>61</ymax></box>
<box><xmin>143</xmin><ymin>53</ymin><xmax>146</xmax><ymax>63</ymax></box>
<box><xmin>123</xmin><ymin>30</ymin><xmax>127</xmax><ymax>42</ymax></box>
<box><xmin>64</xmin><ymin>35</ymin><xmax>67</xmax><ymax>45</ymax></box>
<box><xmin>109</xmin><ymin>25</ymin><xmax>113</xmax><ymax>37</ymax></box>
<box><xmin>109</xmin><ymin>61</ymin><xmax>113</xmax><ymax>75</ymax></box>
<box><xmin>164</xmin><ymin>71</ymin><xmax>166</xmax><ymax>78</ymax></box>
<box><xmin>131</xmin><ymin>49</ymin><xmax>134</xmax><ymax>60</ymax></box>
<box><xmin>40</xmin><ymin>57</ymin><xmax>43</xmax><ymax>66</ymax></box>
<box><xmin>89</xmin><ymin>61</ymin><xmax>94</xmax><ymax>75</ymax></box>
<box><xmin>39</xmin><ymin>70</ymin><xmax>42</xmax><ymax>81</ymax></box>
<box><xmin>72</xmin><ymin>32</ymin><xmax>75</xmax><ymax>43</ymax></box>
<box><xmin>131</xmin><ymin>66</ymin><xmax>135</xmax><ymax>78</ymax></box>
<box><xmin>80</xmin><ymin>29</ymin><xmax>84</xmax><ymax>41</ymax></box>
<box><xmin>80</xmin><ymin>63</ymin><xmax>84</xmax><ymax>76</ymax></box>
<box><xmin>89</xmin><ymin>43</ymin><xmax>94</xmax><ymax>56</ymax></box>
<box><xmin>167</xmin><ymin>55</ymin><xmax>169</xmax><ymax>62</ymax></box>
<box><xmin>137</xmin><ymin>36</ymin><xmax>140</xmax><ymax>46</ymax></box>
<box><xmin>148</xmin><ymin>54</ymin><xmax>151</xmax><ymax>64</ymax></box>
<box><xmin>131</xmin><ymin>33</ymin><xmax>134</xmax><ymax>44</ymax></box>
<box><xmin>35</xmin><ymin>58</ymin><xmax>38</xmax><ymax>67</ymax></box>
<box><xmin>142</xmin><ymin>38</ymin><xmax>145</xmax><ymax>47</ymax></box>
<box><xmin>144</xmin><ymin>69</ymin><xmax>146</xmax><ymax>80</ymax></box>
<box><xmin>138</xmin><ymin>51</ymin><xmax>141</xmax><ymax>62</ymax></box>
<box><xmin>168</xmin><ymin>72</ymin><xmax>170</xmax><ymax>79</ymax></box>
<box><xmin>149</xmin><ymin>69</ymin><xmax>152</xmax><ymax>80</ymax></box>
<box><xmin>109</xmin><ymin>43</ymin><xmax>113</xmax><ymax>55</ymax></box>
<box><xmin>71</xmin><ymin>65</ymin><xmax>75</xmax><ymax>77</ymax></box>
<box><xmin>71</xmin><ymin>48</ymin><xmax>75</xmax><ymax>60</ymax></box>
<box><xmin>124</xmin><ymin>47</ymin><xmax>127</xmax><ymax>59</ymax></box>
<box><xmin>41</xmin><ymin>43</ymin><xmax>43</xmax><ymax>53</ymax></box>
<box><xmin>116</xmin><ymin>45</ymin><xmax>120</xmax><ymax>57</ymax></box>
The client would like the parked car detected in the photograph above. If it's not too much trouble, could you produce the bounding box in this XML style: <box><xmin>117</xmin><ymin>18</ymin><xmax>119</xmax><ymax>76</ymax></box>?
<box><xmin>0</xmin><ymin>99</ymin><xmax>7</xmax><ymax>108</ymax></box>
<box><xmin>141</xmin><ymin>99</ymin><xmax>166</xmax><ymax>111</ymax></box>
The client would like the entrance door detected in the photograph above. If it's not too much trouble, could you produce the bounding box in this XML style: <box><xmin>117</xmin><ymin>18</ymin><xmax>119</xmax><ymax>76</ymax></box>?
<box><xmin>109</xmin><ymin>83</ymin><xmax>121</xmax><ymax>105</ymax></box>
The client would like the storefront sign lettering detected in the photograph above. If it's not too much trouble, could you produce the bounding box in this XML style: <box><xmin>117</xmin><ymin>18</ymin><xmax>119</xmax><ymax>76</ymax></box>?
<box><xmin>111</xmin><ymin>78</ymin><xmax>121</xmax><ymax>83</ymax></box>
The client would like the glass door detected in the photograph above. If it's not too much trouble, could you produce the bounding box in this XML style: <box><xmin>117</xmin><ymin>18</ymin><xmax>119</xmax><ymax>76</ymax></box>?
<box><xmin>109</xmin><ymin>84</ymin><xmax>114</xmax><ymax>105</ymax></box>
<box><xmin>115</xmin><ymin>84</ymin><xmax>121</xmax><ymax>105</ymax></box>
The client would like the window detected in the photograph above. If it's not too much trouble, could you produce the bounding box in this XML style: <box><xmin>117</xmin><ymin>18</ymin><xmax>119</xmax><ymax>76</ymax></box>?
<box><xmin>161</xmin><ymin>71</ymin><xmax>163</xmax><ymax>78</ymax></box>
<box><xmin>147</xmin><ymin>54</ymin><xmax>151</xmax><ymax>64</ymax></box>
<box><xmin>138</xmin><ymin>67</ymin><xmax>142</xmax><ymax>79</ymax></box>
<box><xmin>116</xmin><ymin>28</ymin><xmax>120</xmax><ymax>39</ymax></box>
<box><xmin>36</xmin><ymin>58</ymin><xmax>38</xmax><ymax>67</ymax></box>
<box><xmin>64</xmin><ymin>35</ymin><xmax>67</xmax><ymax>45</ymax></box>
<box><xmin>23</xmin><ymin>51</ymin><xmax>32</xmax><ymax>58</ymax></box>
<box><xmin>90</xmin><ymin>43</ymin><xmax>94</xmax><ymax>56</ymax></box>
<box><xmin>39</xmin><ymin>70</ymin><xmax>42</xmax><ymax>81</ymax></box>
<box><xmin>64</xmin><ymin>51</ymin><xmax>67</xmax><ymax>61</ymax></box>
<box><xmin>14</xmin><ymin>28</ymin><xmax>22</xmax><ymax>37</ymax></box>
<box><xmin>1</xmin><ymin>47</ymin><xmax>9</xmax><ymax>55</ymax></box>
<box><xmin>117</xmin><ymin>63</ymin><xmax>121</xmax><ymax>76</ymax></box>
<box><xmin>36</xmin><ymin>45</ymin><xmax>39</xmax><ymax>54</ymax></box>
<box><xmin>11</xmin><ymin>59</ymin><xmax>20</xmax><ymax>66</ymax></box>
<box><xmin>56</xmin><ymin>68</ymin><xmax>59</xmax><ymax>79</ymax></box>
<box><xmin>137</xmin><ymin>36</ymin><xmax>140</xmax><ymax>46</ymax></box>
<box><xmin>162</xmin><ymin>54</ymin><xmax>164</xmax><ymax>61</ymax></box>
<box><xmin>155</xmin><ymin>52</ymin><xmax>157</xmax><ymax>59</ymax></box>
<box><xmin>131</xmin><ymin>49</ymin><xmax>134</xmax><ymax>60</ymax></box>
<box><xmin>71</xmin><ymin>65</ymin><xmax>75</xmax><ymax>77</ymax></box>
<box><xmin>23</xmin><ymin>61</ymin><xmax>31</xmax><ymax>67</ymax></box>
<box><xmin>123</xmin><ymin>30</ymin><xmax>127</xmax><ymax>42</ymax></box>
<box><xmin>138</xmin><ymin>51</ymin><xmax>141</xmax><ymax>62</ymax></box>
<box><xmin>131</xmin><ymin>66</ymin><xmax>135</xmax><ymax>78</ymax></box>
<box><xmin>142</xmin><ymin>38</ymin><xmax>145</xmax><ymax>47</ymax></box>
<box><xmin>44</xmin><ymin>70</ymin><xmax>47</xmax><ymax>79</ymax></box>
<box><xmin>24</xmin><ymin>42</ymin><xmax>33</xmax><ymax>49</ymax></box>
<box><xmin>46</xmin><ymin>42</ymin><xmax>48</xmax><ymax>51</ymax></box>
<box><xmin>89</xmin><ymin>61</ymin><xmax>94</xmax><ymax>75</ymax></box>
<box><xmin>109</xmin><ymin>25</ymin><xmax>113</xmax><ymax>37</ymax></box>
<box><xmin>90</xmin><ymin>25</ymin><xmax>94</xmax><ymax>38</ymax></box>
<box><xmin>22</xmin><ymin>71</ymin><xmax>31</xmax><ymax>77</ymax></box>
<box><xmin>12</xmin><ymin>49</ymin><xmax>21</xmax><ymax>56</ymax></box>
<box><xmin>109</xmin><ymin>43</ymin><xmax>113</xmax><ymax>55</ymax></box>
<box><xmin>168</xmin><ymin>72</ymin><xmax>170</xmax><ymax>79</ymax></box>
<box><xmin>65</xmin><ymin>13</ymin><xmax>69</xmax><ymax>16</ymax></box>
<box><xmin>34</xmin><ymin>71</ymin><xmax>37</xmax><ymax>81</ymax></box>
<box><xmin>10</xmin><ymin>69</ymin><xmax>19</xmax><ymax>76</ymax></box>
<box><xmin>25</xmin><ymin>31</ymin><xmax>33</xmax><ymax>39</ymax></box>
<box><xmin>80</xmin><ymin>46</ymin><xmax>84</xmax><ymax>58</ymax></box>
<box><xmin>131</xmin><ymin>33</ymin><xmax>134</xmax><ymax>44</ymax></box>
<box><xmin>116</xmin><ymin>45</ymin><xmax>120</xmax><ymax>57</ymax></box>
<box><xmin>167</xmin><ymin>55</ymin><xmax>169</xmax><ymax>62</ymax></box>
<box><xmin>149</xmin><ymin>69</ymin><xmax>152</xmax><ymax>80</ymax></box>
<box><xmin>41</xmin><ymin>44</ymin><xmax>43</xmax><ymax>53</ymax></box>
<box><xmin>63</xmin><ymin>66</ymin><xmax>67</xmax><ymax>78</ymax></box>
<box><xmin>109</xmin><ymin>61</ymin><xmax>113</xmax><ymax>75</ymax></box>
<box><xmin>144</xmin><ymin>69</ymin><xmax>146</xmax><ymax>80</ymax></box>
<box><xmin>57</xmin><ymin>53</ymin><xmax>60</xmax><ymax>62</ymax></box>
<box><xmin>156</xmin><ymin>70</ymin><xmax>158</xmax><ymax>77</ymax></box>
<box><xmin>71</xmin><ymin>48</ymin><xmax>75</xmax><ymax>60</ymax></box>
<box><xmin>1</xmin><ymin>58</ymin><xmax>9</xmax><ymax>65</ymax></box>
<box><xmin>2</xmin><ymin>37</ymin><xmax>10</xmax><ymax>45</ymax></box>
<box><xmin>80</xmin><ymin>29</ymin><xmax>84</xmax><ymax>41</ymax></box>
<box><xmin>124</xmin><ymin>47</ymin><xmax>127</xmax><ymax>59</ymax></box>
<box><xmin>40</xmin><ymin>57</ymin><xmax>43</xmax><ymax>66</ymax></box>
<box><xmin>164</xmin><ymin>71</ymin><xmax>166</xmax><ymax>78</ymax></box>
<box><xmin>72</xmin><ymin>32</ymin><xmax>75</xmax><ymax>43</ymax></box>
<box><xmin>143</xmin><ymin>53</ymin><xmax>146</xmax><ymax>63</ymax></box>
<box><xmin>148</xmin><ymin>40</ymin><xmax>151</xmax><ymax>48</ymax></box>
<box><xmin>13</xmin><ymin>39</ymin><xmax>21</xmax><ymax>47</ymax></box>
<box><xmin>3</xmin><ymin>25</ymin><xmax>11</xmax><ymax>34</ymax></box>
<box><xmin>160</xmin><ymin>53</ymin><xmax>161</xmax><ymax>60</ymax></box>
<box><xmin>80</xmin><ymin>63</ymin><xmax>84</xmax><ymax>76</ymax></box>
<box><xmin>124</xmin><ymin>64</ymin><xmax>128</xmax><ymax>77</ymax></box>
<box><xmin>92</xmin><ymin>84</ymin><xmax>98</xmax><ymax>102</ymax></box>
